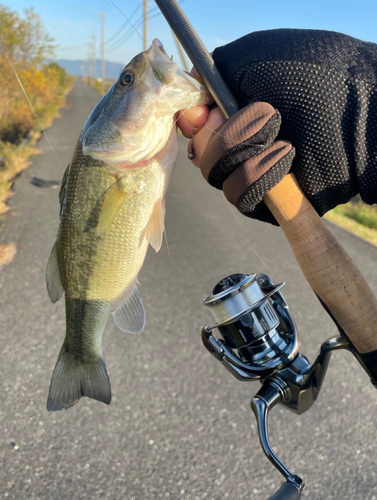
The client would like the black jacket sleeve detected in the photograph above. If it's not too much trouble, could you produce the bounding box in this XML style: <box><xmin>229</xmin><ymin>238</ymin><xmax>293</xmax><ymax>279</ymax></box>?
<box><xmin>212</xmin><ymin>29</ymin><xmax>377</xmax><ymax>223</ymax></box>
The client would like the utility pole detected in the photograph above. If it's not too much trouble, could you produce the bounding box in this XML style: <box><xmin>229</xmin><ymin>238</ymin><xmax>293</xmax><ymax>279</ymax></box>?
<box><xmin>96</xmin><ymin>11</ymin><xmax>105</xmax><ymax>90</ymax></box>
<box><xmin>172</xmin><ymin>33</ymin><xmax>189</xmax><ymax>72</ymax></box>
<box><xmin>87</xmin><ymin>52</ymin><xmax>91</xmax><ymax>83</ymax></box>
<box><xmin>90</xmin><ymin>35</ymin><xmax>96</xmax><ymax>85</ymax></box>
<box><xmin>143</xmin><ymin>0</ymin><xmax>148</xmax><ymax>51</ymax></box>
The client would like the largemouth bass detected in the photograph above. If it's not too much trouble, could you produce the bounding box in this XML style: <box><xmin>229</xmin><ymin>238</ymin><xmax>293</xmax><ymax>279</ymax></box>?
<box><xmin>46</xmin><ymin>39</ymin><xmax>210</xmax><ymax>411</ymax></box>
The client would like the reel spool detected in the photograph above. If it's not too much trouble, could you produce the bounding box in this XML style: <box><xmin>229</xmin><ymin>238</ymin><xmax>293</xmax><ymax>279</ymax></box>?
<box><xmin>202</xmin><ymin>273</ymin><xmax>299</xmax><ymax>380</ymax></box>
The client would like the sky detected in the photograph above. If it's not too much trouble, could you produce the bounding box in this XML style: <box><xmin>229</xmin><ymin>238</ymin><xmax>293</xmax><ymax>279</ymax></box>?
<box><xmin>4</xmin><ymin>0</ymin><xmax>377</xmax><ymax>70</ymax></box>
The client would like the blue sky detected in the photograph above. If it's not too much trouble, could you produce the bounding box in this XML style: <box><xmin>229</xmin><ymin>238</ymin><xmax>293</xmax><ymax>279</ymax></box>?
<box><xmin>5</xmin><ymin>0</ymin><xmax>377</xmax><ymax>69</ymax></box>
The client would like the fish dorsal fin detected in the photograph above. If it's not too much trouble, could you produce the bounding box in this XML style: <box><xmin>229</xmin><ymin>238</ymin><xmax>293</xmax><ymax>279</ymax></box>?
<box><xmin>144</xmin><ymin>199</ymin><xmax>165</xmax><ymax>252</ymax></box>
<box><xmin>46</xmin><ymin>241</ymin><xmax>64</xmax><ymax>303</ymax></box>
<box><xmin>97</xmin><ymin>180</ymin><xmax>128</xmax><ymax>235</ymax></box>
<box><xmin>113</xmin><ymin>283</ymin><xmax>146</xmax><ymax>334</ymax></box>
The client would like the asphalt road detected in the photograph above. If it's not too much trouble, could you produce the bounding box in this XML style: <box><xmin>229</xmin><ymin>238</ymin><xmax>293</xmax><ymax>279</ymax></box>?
<box><xmin>1</xmin><ymin>80</ymin><xmax>377</xmax><ymax>500</ymax></box>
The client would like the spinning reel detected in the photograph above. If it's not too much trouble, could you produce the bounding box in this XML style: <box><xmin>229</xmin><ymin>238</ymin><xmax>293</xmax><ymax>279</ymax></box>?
<box><xmin>201</xmin><ymin>273</ymin><xmax>351</xmax><ymax>499</ymax></box>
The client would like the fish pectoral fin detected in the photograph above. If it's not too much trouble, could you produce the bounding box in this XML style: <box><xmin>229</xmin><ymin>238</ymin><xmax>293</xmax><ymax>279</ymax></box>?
<box><xmin>46</xmin><ymin>241</ymin><xmax>64</xmax><ymax>303</ymax></box>
<box><xmin>96</xmin><ymin>180</ymin><xmax>128</xmax><ymax>235</ymax></box>
<box><xmin>113</xmin><ymin>283</ymin><xmax>146</xmax><ymax>334</ymax></box>
<box><xmin>144</xmin><ymin>199</ymin><xmax>165</xmax><ymax>252</ymax></box>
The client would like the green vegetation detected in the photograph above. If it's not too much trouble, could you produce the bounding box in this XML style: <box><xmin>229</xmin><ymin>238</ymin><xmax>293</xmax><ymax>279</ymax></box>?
<box><xmin>0</xmin><ymin>4</ymin><xmax>74</xmax><ymax>214</ymax></box>
<box><xmin>334</xmin><ymin>201</ymin><xmax>377</xmax><ymax>230</ymax></box>
<box><xmin>325</xmin><ymin>201</ymin><xmax>377</xmax><ymax>247</ymax></box>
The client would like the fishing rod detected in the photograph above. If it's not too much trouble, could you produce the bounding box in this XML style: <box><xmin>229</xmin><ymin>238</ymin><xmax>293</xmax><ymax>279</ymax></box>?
<box><xmin>154</xmin><ymin>1</ymin><xmax>377</xmax><ymax>498</ymax></box>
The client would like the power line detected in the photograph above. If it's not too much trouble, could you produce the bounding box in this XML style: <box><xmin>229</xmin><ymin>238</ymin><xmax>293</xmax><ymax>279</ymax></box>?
<box><xmin>97</xmin><ymin>0</ymin><xmax>187</xmax><ymax>57</ymax></box>
<box><xmin>103</xmin><ymin>3</ymin><xmax>141</xmax><ymax>47</ymax></box>
<box><xmin>110</xmin><ymin>0</ymin><xmax>143</xmax><ymax>42</ymax></box>
<box><xmin>105</xmin><ymin>18</ymin><xmax>143</xmax><ymax>53</ymax></box>
<box><xmin>105</xmin><ymin>15</ymin><xmax>143</xmax><ymax>53</ymax></box>
<box><xmin>106</xmin><ymin>10</ymin><xmax>165</xmax><ymax>54</ymax></box>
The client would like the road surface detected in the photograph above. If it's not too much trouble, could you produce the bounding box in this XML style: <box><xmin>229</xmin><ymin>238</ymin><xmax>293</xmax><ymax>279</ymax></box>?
<box><xmin>1</xmin><ymin>80</ymin><xmax>377</xmax><ymax>499</ymax></box>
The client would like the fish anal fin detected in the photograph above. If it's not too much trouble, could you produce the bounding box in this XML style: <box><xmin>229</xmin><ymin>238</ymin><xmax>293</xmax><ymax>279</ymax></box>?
<box><xmin>113</xmin><ymin>283</ymin><xmax>146</xmax><ymax>334</ymax></box>
<box><xmin>144</xmin><ymin>199</ymin><xmax>165</xmax><ymax>252</ymax></box>
<box><xmin>97</xmin><ymin>180</ymin><xmax>128</xmax><ymax>235</ymax></box>
<box><xmin>46</xmin><ymin>241</ymin><xmax>64</xmax><ymax>303</ymax></box>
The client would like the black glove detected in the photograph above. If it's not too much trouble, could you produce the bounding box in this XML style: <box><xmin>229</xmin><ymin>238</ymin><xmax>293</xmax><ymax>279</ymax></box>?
<box><xmin>209</xmin><ymin>29</ymin><xmax>377</xmax><ymax>224</ymax></box>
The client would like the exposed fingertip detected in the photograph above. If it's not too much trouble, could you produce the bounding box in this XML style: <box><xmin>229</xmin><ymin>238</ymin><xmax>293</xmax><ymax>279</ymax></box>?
<box><xmin>177</xmin><ymin>105</ymin><xmax>210</xmax><ymax>138</ymax></box>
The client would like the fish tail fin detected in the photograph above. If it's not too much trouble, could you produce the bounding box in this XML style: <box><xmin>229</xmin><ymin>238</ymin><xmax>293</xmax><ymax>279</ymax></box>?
<box><xmin>46</xmin><ymin>347</ymin><xmax>111</xmax><ymax>411</ymax></box>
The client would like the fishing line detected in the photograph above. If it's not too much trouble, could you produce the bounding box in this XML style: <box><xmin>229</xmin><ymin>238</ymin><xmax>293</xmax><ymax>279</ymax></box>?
<box><xmin>163</xmin><ymin>231</ymin><xmax>170</xmax><ymax>257</ymax></box>
<box><xmin>172</xmin><ymin>104</ymin><xmax>200</xmax><ymax>128</ymax></box>
<box><xmin>150</xmin><ymin>57</ymin><xmax>268</xmax><ymax>269</ymax></box>
<box><xmin>106</xmin><ymin>0</ymin><xmax>186</xmax><ymax>53</ymax></box>
<box><xmin>103</xmin><ymin>4</ymin><xmax>141</xmax><ymax>47</ymax></box>
<box><xmin>103</xmin><ymin>4</ymin><xmax>165</xmax><ymax>53</ymax></box>
<box><xmin>105</xmin><ymin>18</ymin><xmax>143</xmax><ymax>53</ymax></box>
<box><xmin>0</xmin><ymin>39</ymin><xmax>64</xmax><ymax>171</ymax></box>
<box><xmin>222</xmin><ymin>195</ymin><xmax>267</xmax><ymax>268</ymax></box>
<box><xmin>110</xmin><ymin>0</ymin><xmax>143</xmax><ymax>42</ymax></box>
<box><xmin>204</xmin><ymin>121</ymin><xmax>269</xmax><ymax>267</ymax></box>
<box><xmin>106</xmin><ymin>9</ymin><xmax>167</xmax><ymax>53</ymax></box>
<box><xmin>179</xmin><ymin>116</ymin><xmax>269</xmax><ymax>268</ymax></box>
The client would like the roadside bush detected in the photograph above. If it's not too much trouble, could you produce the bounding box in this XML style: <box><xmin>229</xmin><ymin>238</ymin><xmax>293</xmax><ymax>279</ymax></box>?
<box><xmin>0</xmin><ymin>5</ymin><xmax>72</xmax><ymax>142</ymax></box>
<box><xmin>0</xmin><ymin>4</ymin><xmax>74</xmax><ymax>214</ymax></box>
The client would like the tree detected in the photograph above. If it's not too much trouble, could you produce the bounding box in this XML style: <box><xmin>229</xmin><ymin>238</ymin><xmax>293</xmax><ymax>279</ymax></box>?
<box><xmin>0</xmin><ymin>5</ymin><xmax>55</xmax><ymax>64</ymax></box>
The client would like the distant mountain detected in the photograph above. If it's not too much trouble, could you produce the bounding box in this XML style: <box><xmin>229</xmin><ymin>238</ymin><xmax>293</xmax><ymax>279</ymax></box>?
<box><xmin>53</xmin><ymin>59</ymin><xmax>125</xmax><ymax>79</ymax></box>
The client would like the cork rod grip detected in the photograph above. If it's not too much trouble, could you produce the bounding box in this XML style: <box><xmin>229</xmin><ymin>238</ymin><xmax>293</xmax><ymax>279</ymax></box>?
<box><xmin>264</xmin><ymin>173</ymin><xmax>377</xmax><ymax>354</ymax></box>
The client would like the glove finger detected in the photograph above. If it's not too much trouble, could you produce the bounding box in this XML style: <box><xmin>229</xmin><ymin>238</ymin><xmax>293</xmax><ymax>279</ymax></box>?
<box><xmin>200</xmin><ymin>102</ymin><xmax>281</xmax><ymax>189</ymax></box>
<box><xmin>223</xmin><ymin>140</ymin><xmax>295</xmax><ymax>216</ymax></box>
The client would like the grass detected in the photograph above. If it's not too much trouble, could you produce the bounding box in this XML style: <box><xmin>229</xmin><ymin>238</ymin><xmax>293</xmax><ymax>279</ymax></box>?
<box><xmin>0</xmin><ymin>77</ymin><xmax>74</xmax><ymax>216</ymax></box>
<box><xmin>0</xmin><ymin>137</ymin><xmax>39</xmax><ymax>214</ymax></box>
<box><xmin>0</xmin><ymin>242</ymin><xmax>17</xmax><ymax>266</ymax></box>
<box><xmin>325</xmin><ymin>201</ymin><xmax>377</xmax><ymax>247</ymax></box>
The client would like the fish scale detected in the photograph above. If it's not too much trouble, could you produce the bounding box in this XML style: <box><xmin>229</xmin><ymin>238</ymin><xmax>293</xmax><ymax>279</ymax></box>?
<box><xmin>45</xmin><ymin>39</ymin><xmax>211</xmax><ymax>411</ymax></box>
<box><xmin>59</xmin><ymin>144</ymin><xmax>169</xmax><ymax>301</ymax></box>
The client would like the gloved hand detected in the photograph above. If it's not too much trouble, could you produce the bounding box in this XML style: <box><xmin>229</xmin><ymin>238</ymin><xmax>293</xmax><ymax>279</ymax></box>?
<box><xmin>178</xmin><ymin>29</ymin><xmax>377</xmax><ymax>225</ymax></box>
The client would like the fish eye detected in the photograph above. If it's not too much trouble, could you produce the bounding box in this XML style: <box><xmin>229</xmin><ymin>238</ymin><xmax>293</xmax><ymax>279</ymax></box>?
<box><xmin>120</xmin><ymin>72</ymin><xmax>134</xmax><ymax>86</ymax></box>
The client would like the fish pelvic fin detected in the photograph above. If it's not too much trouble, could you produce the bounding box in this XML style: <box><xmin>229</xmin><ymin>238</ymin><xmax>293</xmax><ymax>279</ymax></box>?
<box><xmin>46</xmin><ymin>347</ymin><xmax>111</xmax><ymax>411</ymax></box>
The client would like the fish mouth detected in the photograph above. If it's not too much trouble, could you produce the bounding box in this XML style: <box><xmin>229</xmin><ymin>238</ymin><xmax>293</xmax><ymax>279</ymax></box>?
<box><xmin>146</xmin><ymin>38</ymin><xmax>170</xmax><ymax>59</ymax></box>
<box><xmin>145</xmin><ymin>39</ymin><xmax>205</xmax><ymax>93</ymax></box>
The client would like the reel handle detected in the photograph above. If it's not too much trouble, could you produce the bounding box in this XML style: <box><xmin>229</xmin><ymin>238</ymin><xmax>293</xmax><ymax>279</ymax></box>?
<box><xmin>269</xmin><ymin>482</ymin><xmax>302</xmax><ymax>500</ymax></box>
